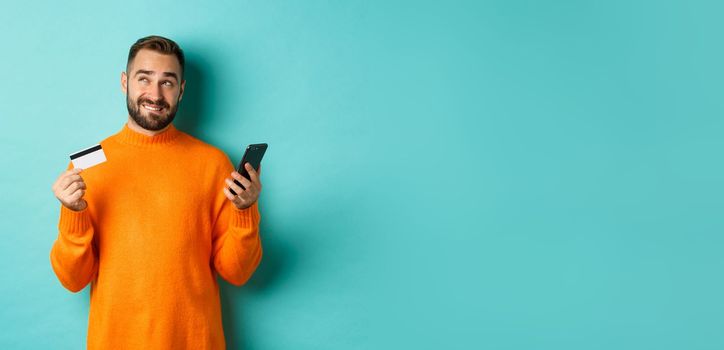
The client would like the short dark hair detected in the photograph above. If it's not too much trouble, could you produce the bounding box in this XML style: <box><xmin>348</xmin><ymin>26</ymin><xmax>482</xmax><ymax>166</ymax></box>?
<box><xmin>127</xmin><ymin>35</ymin><xmax>185</xmax><ymax>79</ymax></box>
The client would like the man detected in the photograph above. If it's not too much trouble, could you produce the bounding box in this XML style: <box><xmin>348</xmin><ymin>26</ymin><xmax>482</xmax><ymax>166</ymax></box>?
<box><xmin>49</xmin><ymin>35</ymin><xmax>263</xmax><ymax>349</ymax></box>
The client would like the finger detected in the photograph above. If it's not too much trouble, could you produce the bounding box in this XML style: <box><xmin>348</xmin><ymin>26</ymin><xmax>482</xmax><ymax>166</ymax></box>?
<box><xmin>226</xmin><ymin>187</ymin><xmax>246</xmax><ymax>207</ymax></box>
<box><xmin>245</xmin><ymin>181</ymin><xmax>259</xmax><ymax>197</ymax></box>
<box><xmin>60</xmin><ymin>174</ymin><xmax>83</xmax><ymax>191</ymax></box>
<box><xmin>60</xmin><ymin>177</ymin><xmax>84</xmax><ymax>194</ymax></box>
<box><xmin>223</xmin><ymin>186</ymin><xmax>239</xmax><ymax>202</ymax></box>
<box><xmin>231</xmin><ymin>175</ymin><xmax>250</xmax><ymax>192</ymax></box>
<box><xmin>67</xmin><ymin>187</ymin><xmax>85</xmax><ymax>201</ymax></box>
<box><xmin>230</xmin><ymin>172</ymin><xmax>252</xmax><ymax>189</ymax></box>
<box><xmin>238</xmin><ymin>185</ymin><xmax>254</xmax><ymax>199</ymax></box>
<box><xmin>238</xmin><ymin>183</ymin><xmax>259</xmax><ymax>202</ymax></box>
<box><xmin>236</xmin><ymin>192</ymin><xmax>253</xmax><ymax>208</ymax></box>
<box><xmin>54</xmin><ymin>168</ymin><xmax>82</xmax><ymax>192</ymax></box>
<box><xmin>62</xmin><ymin>181</ymin><xmax>83</xmax><ymax>197</ymax></box>
<box><xmin>55</xmin><ymin>174</ymin><xmax>72</xmax><ymax>191</ymax></box>
<box><xmin>246</xmin><ymin>163</ymin><xmax>260</xmax><ymax>185</ymax></box>
<box><xmin>65</xmin><ymin>188</ymin><xmax>85</xmax><ymax>198</ymax></box>
<box><xmin>244</xmin><ymin>164</ymin><xmax>262</xmax><ymax>193</ymax></box>
<box><xmin>62</xmin><ymin>168</ymin><xmax>83</xmax><ymax>182</ymax></box>
<box><xmin>63</xmin><ymin>181</ymin><xmax>80</xmax><ymax>195</ymax></box>
<box><xmin>225</xmin><ymin>178</ymin><xmax>245</xmax><ymax>195</ymax></box>
<box><xmin>63</xmin><ymin>168</ymin><xmax>82</xmax><ymax>177</ymax></box>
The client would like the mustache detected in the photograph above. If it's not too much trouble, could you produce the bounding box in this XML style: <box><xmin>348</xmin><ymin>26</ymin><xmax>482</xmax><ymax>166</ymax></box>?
<box><xmin>138</xmin><ymin>98</ymin><xmax>169</xmax><ymax>109</ymax></box>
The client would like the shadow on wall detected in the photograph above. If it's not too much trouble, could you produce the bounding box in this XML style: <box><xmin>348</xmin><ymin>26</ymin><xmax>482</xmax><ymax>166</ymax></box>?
<box><xmin>174</xmin><ymin>51</ymin><xmax>293</xmax><ymax>349</ymax></box>
<box><xmin>175</xmin><ymin>47</ymin><xmax>364</xmax><ymax>349</ymax></box>
<box><xmin>219</xmin><ymin>215</ymin><xmax>298</xmax><ymax>349</ymax></box>
<box><xmin>174</xmin><ymin>53</ymin><xmax>209</xmax><ymax>136</ymax></box>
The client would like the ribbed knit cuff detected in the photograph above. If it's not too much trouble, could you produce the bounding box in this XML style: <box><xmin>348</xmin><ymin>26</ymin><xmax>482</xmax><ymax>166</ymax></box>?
<box><xmin>58</xmin><ymin>205</ymin><xmax>93</xmax><ymax>239</ymax></box>
<box><xmin>231</xmin><ymin>202</ymin><xmax>261</xmax><ymax>228</ymax></box>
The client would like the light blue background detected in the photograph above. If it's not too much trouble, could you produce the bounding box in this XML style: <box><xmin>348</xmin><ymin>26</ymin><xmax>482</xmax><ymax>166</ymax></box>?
<box><xmin>1</xmin><ymin>1</ymin><xmax>723</xmax><ymax>349</ymax></box>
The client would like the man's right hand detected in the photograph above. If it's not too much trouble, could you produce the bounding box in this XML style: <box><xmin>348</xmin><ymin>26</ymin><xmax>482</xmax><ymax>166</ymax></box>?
<box><xmin>52</xmin><ymin>168</ymin><xmax>88</xmax><ymax>211</ymax></box>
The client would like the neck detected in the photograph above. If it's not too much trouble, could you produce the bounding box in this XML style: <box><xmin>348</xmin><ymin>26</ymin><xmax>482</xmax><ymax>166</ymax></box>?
<box><xmin>126</xmin><ymin>115</ymin><xmax>172</xmax><ymax>136</ymax></box>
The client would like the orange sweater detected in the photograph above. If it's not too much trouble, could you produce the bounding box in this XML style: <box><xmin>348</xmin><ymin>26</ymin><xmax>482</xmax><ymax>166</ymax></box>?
<box><xmin>50</xmin><ymin>122</ymin><xmax>262</xmax><ymax>349</ymax></box>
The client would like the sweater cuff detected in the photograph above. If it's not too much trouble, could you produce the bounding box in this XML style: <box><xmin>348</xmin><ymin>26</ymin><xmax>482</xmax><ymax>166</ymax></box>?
<box><xmin>58</xmin><ymin>205</ymin><xmax>93</xmax><ymax>238</ymax></box>
<box><xmin>231</xmin><ymin>202</ymin><xmax>260</xmax><ymax>228</ymax></box>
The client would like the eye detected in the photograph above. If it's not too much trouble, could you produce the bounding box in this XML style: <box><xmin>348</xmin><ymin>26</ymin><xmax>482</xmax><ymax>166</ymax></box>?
<box><xmin>139</xmin><ymin>77</ymin><xmax>149</xmax><ymax>83</ymax></box>
<box><xmin>162</xmin><ymin>81</ymin><xmax>174</xmax><ymax>87</ymax></box>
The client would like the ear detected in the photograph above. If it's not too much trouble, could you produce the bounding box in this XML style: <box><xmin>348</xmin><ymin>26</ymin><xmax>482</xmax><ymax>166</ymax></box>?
<box><xmin>121</xmin><ymin>71</ymin><xmax>128</xmax><ymax>95</ymax></box>
<box><xmin>179</xmin><ymin>79</ymin><xmax>186</xmax><ymax>102</ymax></box>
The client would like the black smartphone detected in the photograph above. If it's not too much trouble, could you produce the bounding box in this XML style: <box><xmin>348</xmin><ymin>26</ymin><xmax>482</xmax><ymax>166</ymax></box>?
<box><xmin>230</xmin><ymin>143</ymin><xmax>268</xmax><ymax>195</ymax></box>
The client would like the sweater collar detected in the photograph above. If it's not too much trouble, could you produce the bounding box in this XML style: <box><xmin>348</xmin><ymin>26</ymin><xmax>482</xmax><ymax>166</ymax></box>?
<box><xmin>116</xmin><ymin>122</ymin><xmax>182</xmax><ymax>146</ymax></box>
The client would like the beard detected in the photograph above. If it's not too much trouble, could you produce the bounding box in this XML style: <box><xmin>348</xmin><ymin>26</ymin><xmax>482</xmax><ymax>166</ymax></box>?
<box><xmin>126</xmin><ymin>91</ymin><xmax>179</xmax><ymax>131</ymax></box>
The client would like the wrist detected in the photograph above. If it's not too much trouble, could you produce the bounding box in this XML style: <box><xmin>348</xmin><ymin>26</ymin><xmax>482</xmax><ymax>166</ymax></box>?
<box><xmin>231</xmin><ymin>201</ymin><xmax>260</xmax><ymax>228</ymax></box>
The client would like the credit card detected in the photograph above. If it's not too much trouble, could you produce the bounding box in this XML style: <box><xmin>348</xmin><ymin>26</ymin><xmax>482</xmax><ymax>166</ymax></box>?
<box><xmin>70</xmin><ymin>144</ymin><xmax>107</xmax><ymax>169</ymax></box>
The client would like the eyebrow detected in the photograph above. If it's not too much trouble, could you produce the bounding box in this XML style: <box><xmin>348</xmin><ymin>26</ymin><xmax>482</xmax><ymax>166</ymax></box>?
<box><xmin>133</xmin><ymin>69</ymin><xmax>179</xmax><ymax>82</ymax></box>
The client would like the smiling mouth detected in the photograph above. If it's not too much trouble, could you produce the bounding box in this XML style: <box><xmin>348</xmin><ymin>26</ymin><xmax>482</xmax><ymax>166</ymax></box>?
<box><xmin>142</xmin><ymin>103</ymin><xmax>165</xmax><ymax>113</ymax></box>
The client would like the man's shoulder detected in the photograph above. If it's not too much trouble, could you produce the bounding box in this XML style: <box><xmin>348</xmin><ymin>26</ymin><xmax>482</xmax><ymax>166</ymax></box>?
<box><xmin>176</xmin><ymin>131</ymin><xmax>232</xmax><ymax>166</ymax></box>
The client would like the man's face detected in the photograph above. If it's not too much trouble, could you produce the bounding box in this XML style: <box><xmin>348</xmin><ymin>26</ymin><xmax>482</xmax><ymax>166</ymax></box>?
<box><xmin>121</xmin><ymin>49</ymin><xmax>185</xmax><ymax>131</ymax></box>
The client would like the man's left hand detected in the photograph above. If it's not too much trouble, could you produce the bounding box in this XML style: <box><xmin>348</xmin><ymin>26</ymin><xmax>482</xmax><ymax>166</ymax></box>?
<box><xmin>223</xmin><ymin>163</ymin><xmax>262</xmax><ymax>210</ymax></box>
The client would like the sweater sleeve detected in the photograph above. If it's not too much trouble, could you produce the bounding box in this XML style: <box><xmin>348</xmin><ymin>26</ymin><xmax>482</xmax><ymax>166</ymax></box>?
<box><xmin>50</xmin><ymin>206</ymin><xmax>98</xmax><ymax>292</ymax></box>
<box><xmin>49</xmin><ymin>162</ymin><xmax>99</xmax><ymax>292</ymax></box>
<box><xmin>210</xmin><ymin>156</ymin><xmax>263</xmax><ymax>286</ymax></box>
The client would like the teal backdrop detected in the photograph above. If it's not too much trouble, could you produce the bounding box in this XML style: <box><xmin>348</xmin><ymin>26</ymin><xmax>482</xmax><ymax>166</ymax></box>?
<box><xmin>1</xmin><ymin>1</ymin><xmax>723</xmax><ymax>349</ymax></box>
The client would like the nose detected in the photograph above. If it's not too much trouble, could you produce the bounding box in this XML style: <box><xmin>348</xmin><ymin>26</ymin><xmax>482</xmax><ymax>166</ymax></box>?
<box><xmin>145</xmin><ymin>83</ymin><xmax>162</xmax><ymax>102</ymax></box>
<box><xmin>149</xmin><ymin>84</ymin><xmax>161</xmax><ymax>101</ymax></box>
